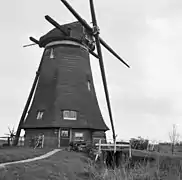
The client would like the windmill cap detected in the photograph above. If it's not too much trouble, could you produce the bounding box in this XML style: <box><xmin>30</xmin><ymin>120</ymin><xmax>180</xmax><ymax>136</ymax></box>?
<box><xmin>39</xmin><ymin>21</ymin><xmax>86</xmax><ymax>48</ymax></box>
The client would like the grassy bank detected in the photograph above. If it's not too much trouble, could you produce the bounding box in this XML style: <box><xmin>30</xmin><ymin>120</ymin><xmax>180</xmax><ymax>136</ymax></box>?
<box><xmin>0</xmin><ymin>150</ymin><xmax>89</xmax><ymax>180</ymax></box>
<box><xmin>0</xmin><ymin>147</ymin><xmax>53</xmax><ymax>164</ymax></box>
<box><xmin>0</xmin><ymin>149</ymin><xmax>182</xmax><ymax>179</ymax></box>
<box><xmin>88</xmin><ymin>150</ymin><xmax>182</xmax><ymax>180</ymax></box>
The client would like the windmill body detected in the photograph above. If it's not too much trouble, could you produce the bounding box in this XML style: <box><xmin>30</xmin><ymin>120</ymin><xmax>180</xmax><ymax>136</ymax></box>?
<box><xmin>15</xmin><ymin>0</ymin><xmax>130</xmax><ymax>147</ymax></box>
<box><xmin>22</xmin><ymin>22</ymin><xmax>109</xmax><ymax>147</ymax></box>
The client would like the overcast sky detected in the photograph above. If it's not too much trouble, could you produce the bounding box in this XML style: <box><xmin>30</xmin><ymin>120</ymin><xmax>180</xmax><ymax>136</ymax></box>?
<box><xmin>0</xmin><ymin>0</ymin><xmax>182</xmax><ymax>142</ymax></box>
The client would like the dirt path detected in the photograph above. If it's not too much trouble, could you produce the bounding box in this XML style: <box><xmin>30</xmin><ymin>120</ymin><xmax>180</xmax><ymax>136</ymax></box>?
<box><xmin>0</xmin><ymin>149</ymin><xmax>61</xmax><ymax>168</ymax></box>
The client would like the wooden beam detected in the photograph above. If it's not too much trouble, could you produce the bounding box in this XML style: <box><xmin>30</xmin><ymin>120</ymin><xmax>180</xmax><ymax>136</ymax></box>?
<box><xmin>95</xmin><ymin>143</ymin><xmax>130</xmax><ymax>147</ymax></box>
<box><xmin>58</xmin><ymin>128</ymin><xmax>61</xmax><ymax>148</ymax></box>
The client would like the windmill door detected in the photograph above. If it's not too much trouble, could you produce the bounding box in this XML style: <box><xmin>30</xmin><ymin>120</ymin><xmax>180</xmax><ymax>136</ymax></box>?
<box><xmin>60</xmin><ymin>128</ymin><xmax>70</xmax><ymax>146</ymax></box>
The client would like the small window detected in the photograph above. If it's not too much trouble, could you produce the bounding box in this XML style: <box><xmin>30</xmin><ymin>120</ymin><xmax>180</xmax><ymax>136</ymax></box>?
<box><xmin>61</xmin><ymin>130</ymin><xmax>69</xmax><ymax>137</ymax></box>
<box><xmin>67</xmin><ymin>27</ymin><xmax>72</xmax><ymax>36</ymax></box>
<box><xmin>87</xmin><ymin>81</ymin><xmax>91</xmax><ymax>91</ymax></box>
<box><xmin>36</xmin><ymin>110</ymin><xmax>44</xmax><ymax>120</ymax></box>
<box><xmin>50</xmin><ymin>48</ymin><xmax>54</xmax><ymax>59</ymax></box>
<box><xmin>44</xmin><ymin>48</ymin><xmax>50</xmax><ymax>56</ymax></box>
<box><xmin>93</xmin><ymin>138</ymin><xmax>106</xmax><ymax>145</ymax></box>
<box><xmin>86</xmin><ymin>75</ymin><xmax>91</xmax><ymax>91</ymax></box>
<box><xmin>63</xmin><ymin>110</ymin><xmax>77</xmax><ymax>120</ymax></box>
<box><xmin>74</xmin><ymin>132</ymin><xmax>84</xmax><ymax>141</ymax></box>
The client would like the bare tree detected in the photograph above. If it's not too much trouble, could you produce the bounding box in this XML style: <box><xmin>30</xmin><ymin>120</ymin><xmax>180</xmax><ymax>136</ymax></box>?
<box><xmin>169</xmin><ymin>124</ymin><xmax>180</xmax><ymax>154</ymax></box>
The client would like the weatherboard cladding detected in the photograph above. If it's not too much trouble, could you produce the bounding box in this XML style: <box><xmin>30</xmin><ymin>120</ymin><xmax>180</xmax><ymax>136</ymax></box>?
<box><xmin>23</xmin><ymin>31</ymin><xmax>109</xmax><ymax>131</ymax></box>
<box><xmin>24</xmin><ymin>129</ymin><xmax>57</xmax><ymax>148</ymax></box>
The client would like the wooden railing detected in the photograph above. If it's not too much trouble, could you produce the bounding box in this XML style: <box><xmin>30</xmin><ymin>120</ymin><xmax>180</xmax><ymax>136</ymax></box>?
<box><xmin>94</xmin><ymin>139</ymin><xmax>132</xmax><ymax>161</ymax></box>
<box><xmin>28</xmin><ymin>135</ymin><xmax>44</xmax><ymax>149</ymax></box>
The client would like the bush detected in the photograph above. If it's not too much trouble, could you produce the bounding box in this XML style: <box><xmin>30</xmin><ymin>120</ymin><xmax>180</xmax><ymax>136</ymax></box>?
<box><xmin>69</xmin><ymin>141</ymin><xmax>79</xmax><ymax>152</ymax></box>
<box><xmin>130</xmin><ymin>137</ymin><xmax>149</xmax><ymax>150</ymax></box>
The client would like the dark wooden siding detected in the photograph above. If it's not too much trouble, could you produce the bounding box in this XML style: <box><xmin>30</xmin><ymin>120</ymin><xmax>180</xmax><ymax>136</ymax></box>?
<box><xmin>23</xmin><ymin>45</ymin><xmax>108</xmax><ymax>131</ymax></box>
<box><xmin>24</xmin><ymin>128</ymin><xmax>58</xmax><ymax>148</ymax></box>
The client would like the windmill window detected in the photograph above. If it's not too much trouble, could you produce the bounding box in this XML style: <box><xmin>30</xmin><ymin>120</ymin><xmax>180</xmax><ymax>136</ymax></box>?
<box><xmin>87</xmin><ymin>80</ymin><xmax>91</xmax><ymax>91</ymax></box>
<box><xmin>44</xmin><ymin>48</ymin><xmax>50</xmax><ymax>55</ymax></box>
<box><xmin>67</xmin><ymin>27</ymin><xmax>72</xmax><ymax>36</ymax></box>
<box><xmin>50</xmin><ymin>48</ymin><xmax>54</xmax><ymax>59</ymax></box>
<box><xmin>36</xmin><ymin>110</ymin><xmax>44</xmax><ymax>120</ymax></box>
<box><xmin>93</xmin><ymin>138</ymin><xmax>106</xmax><ymax>145</ymax></box>
<box><xmin>63</xmin><ymin>110</ymin><xmax>77</xmax><ymax>120</ymax></box>
<box><xmin>74</xmin><ymin>132</ymin><xmax>84</xmax><ymax>141</ymax></box>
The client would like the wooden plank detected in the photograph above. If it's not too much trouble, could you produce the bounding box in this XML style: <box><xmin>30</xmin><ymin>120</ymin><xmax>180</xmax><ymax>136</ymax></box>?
<box><xmin>58</xmin><ymin>128</ymin><xmax>61</xmax><ymax>148</ymax></box>
<box><xmin>95</xmin><ymin>143</ymin><xmax>130</xmax><ymax>147</ymax></box>
<box><xmin>101</xmin><ymin>149</ymin><xmax>123</xmax><ymax>151</ymax></box>
<box><xmin>101</xmin><ymin>148</ymin><xmax>129</xmax><ymax>151</ymax></box>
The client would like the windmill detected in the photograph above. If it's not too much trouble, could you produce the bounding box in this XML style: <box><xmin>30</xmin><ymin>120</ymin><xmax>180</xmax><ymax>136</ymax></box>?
<box><xmin>5</xmin><ymin>126</ymin><xmax>16</xmax><ymax>138</ymax></box>
<box><xmin>0</xmin><ymin>126</ymin><xmax>16</xmax><ymax>146</ymax></box>
<box><xmin>14</xmin><ymin>0</ymin><xmax>130</xmax><ymax>147</ymax></box>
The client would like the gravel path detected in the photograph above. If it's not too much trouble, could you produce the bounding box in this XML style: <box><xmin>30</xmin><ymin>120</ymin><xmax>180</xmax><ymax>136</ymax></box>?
<box><xmin>0</xmin><ymin>149</ymin><xmax>61</xmax><ymax>168</ymax></box>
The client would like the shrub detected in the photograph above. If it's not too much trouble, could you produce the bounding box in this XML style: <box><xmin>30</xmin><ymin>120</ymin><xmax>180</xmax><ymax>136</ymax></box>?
<box><xmin>130</xmin><ymin>137</ymin><xmax>149</xmax><ymax>150</ymax></box>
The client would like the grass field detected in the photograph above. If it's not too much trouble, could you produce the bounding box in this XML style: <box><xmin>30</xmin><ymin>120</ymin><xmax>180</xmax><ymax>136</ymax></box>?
<box><xmin>0</xmin><ymin>148</ymin><xmax>182</xmax><ymax>179</ymax></box>
<box><xmin>0</xmin><ymin>147</ymin><xmax>53</xmax><ymax>164</ymax></box>
<box><xmin>89</xmin><ymin>149</ymin><xmax>182</xmax><ymax>180</ymax></box>
<box><xmin>0</xmin><ymin>150</ymin><xmax>89</xmax><ymax>180</ymax></box>
<box><xmin>131</xmin><ymin>148</ymin><xmax>182</xmax><ymax>160</ymax></box>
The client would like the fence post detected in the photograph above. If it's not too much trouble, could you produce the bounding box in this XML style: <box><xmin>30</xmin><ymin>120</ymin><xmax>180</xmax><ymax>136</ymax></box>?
<box><xmin>95</xmin><ymin>139</ymin><xmax>102</xmax><ymax>162</ymax></box>
<box><xmin>99</xmin><ymin>139</ymin><xmax>101</xmax><ymax>152</ymax></box>
<box><xmin>58</xmin><ymin>128</ymin><xmax>61</xmax><ymax>148</ymax></box>
<box><xmin>129</xmin><ymin>143</ymin><xmax>132</xmax><ymax>158</ymax></box>
<box><xmin>42</xmin><ymin>135</ymin><xmax>44</xmax><ymax>148</ymax></box>
<box><xmin>114</xmin><ymin>139</ymin><xmax>116</xmax><ymax>153</ymax></box>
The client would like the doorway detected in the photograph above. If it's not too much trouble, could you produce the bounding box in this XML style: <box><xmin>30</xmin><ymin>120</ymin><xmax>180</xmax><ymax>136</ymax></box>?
<box><xmin>60</xmin><ymin>128</ymin><xmax>70</xmax><ymax>146</ymax></box>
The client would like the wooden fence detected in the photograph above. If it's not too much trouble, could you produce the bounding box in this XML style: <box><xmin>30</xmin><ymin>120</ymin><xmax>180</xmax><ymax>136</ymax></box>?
<box><xmin>94</xmin><ymin>139</ymin><xmax>131</xmax><ymax>161</ymax></box>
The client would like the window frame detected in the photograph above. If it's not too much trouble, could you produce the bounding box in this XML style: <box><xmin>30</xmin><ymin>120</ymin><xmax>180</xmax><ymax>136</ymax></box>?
<box><xmin>50</xmin><ymin>48</ymin><xmax>54</xmax><ymax>59</ymax></box>
<box><xmin>36</xmin><ymin>110</ymin><xmax>45</xmax><ymax>120</ymax></box>
<box><xmin>61</xmin><ymin>130</ymin><xmax>69</xmax><ymax>137</ymax></box>
<box><xmin>62</xmin><ymin>110</ymin><xmax>77</xmax><ymax>120</ymax></box>
<box><xmin>93</xmin><ymin>138</ymin><xmax>106</xmax><ymax>144</ymax></box>
<box><xmin>87</xmin><ymin>80</ymin><xmax>91</xmax><ymax>91</ymax></box>
<box><xmin>74</xmin><ymin>132</ymin><xmax>84</xmax><ymax>142</ymax></box>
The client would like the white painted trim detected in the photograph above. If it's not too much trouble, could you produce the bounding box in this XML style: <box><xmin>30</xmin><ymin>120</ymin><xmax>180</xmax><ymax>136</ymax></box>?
<box><xmin>42</xmin><ymin>135</ymin><xmax>44</xmax><ymax>148</ymax></box>
<box><xmin>63</xmin><ymin>117</ymin><xmax>77</xmax><ymax>120</ymax></box>
<box><xmin>58</xmin><ymin>128</ymin><xmax>61</xmax><ymax>148</ymax></box>
<box><xmin>45</xmin><ymin>40</ymin><xmax>88</xmax><ymax>51</ymax></box>
<box><xmin>63</xmin><ymin>110</ymin><xmax>77</xmax><ymax>120</ymax></box>
<box><xmin>95</xmin><ymin>143</ymin><xmax>130</xmax><ymax>147</ymax></box>
<box><xmin>69</xmin><ymin>129</ymin><xmax>72</xmax><ymax>143</ymax></box>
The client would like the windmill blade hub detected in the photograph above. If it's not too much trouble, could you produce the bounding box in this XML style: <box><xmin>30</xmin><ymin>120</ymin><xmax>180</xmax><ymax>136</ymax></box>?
<box><xmin>92</xmin><ymin>25</ymin><xmax>100</xmax><ymax>35</ymax></box>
